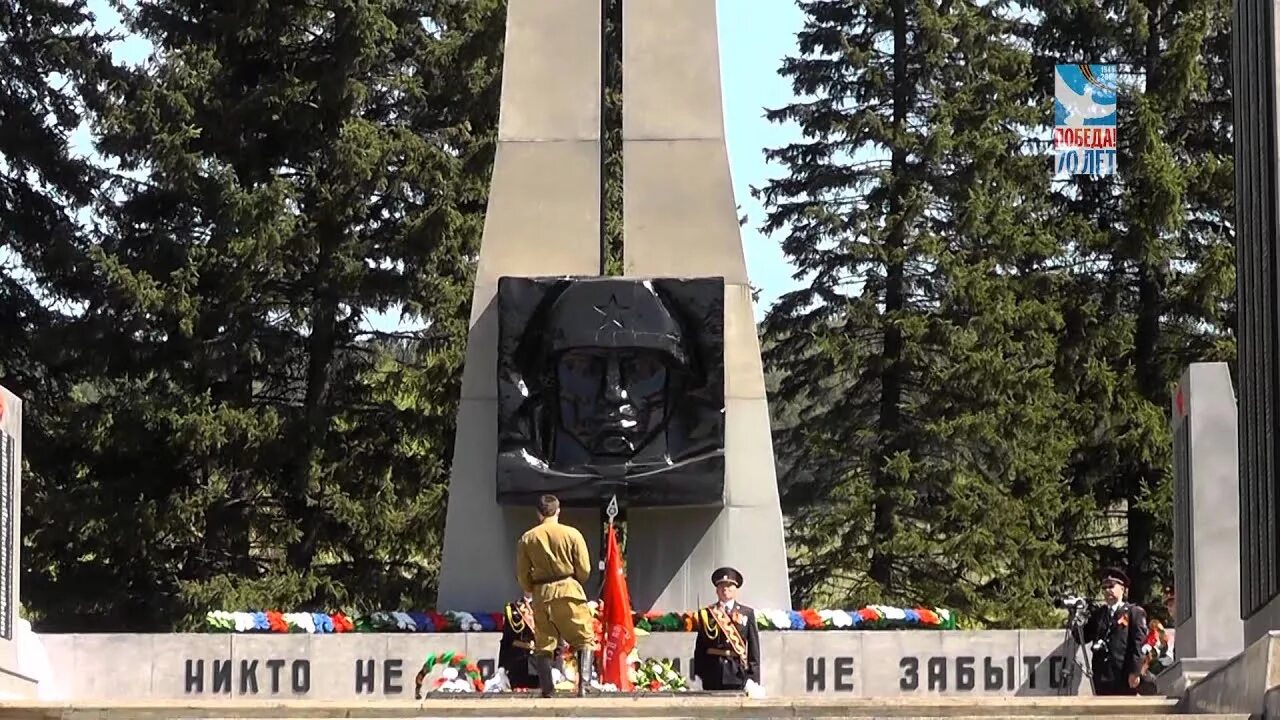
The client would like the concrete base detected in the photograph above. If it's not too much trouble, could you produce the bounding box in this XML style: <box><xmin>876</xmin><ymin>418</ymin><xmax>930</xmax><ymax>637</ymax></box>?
<box><xmin>1182</xmin><ymin>631</ymin><xmax>1280</xmax><ymax>717</ymax></box>
<box><xmin>1245</xmin><ymin>595</ymin><xmax>1280</xmax><ymax>652</ymax></box>
<box><xmin>1154</xmin><ymin>658</ymin><xmax>1228</xmax><ymax>699</ymax></box>
<box><xmin>0</xmin><ymin>696</ymin><xmax>1204</xmax><ymax>720</ymax></box>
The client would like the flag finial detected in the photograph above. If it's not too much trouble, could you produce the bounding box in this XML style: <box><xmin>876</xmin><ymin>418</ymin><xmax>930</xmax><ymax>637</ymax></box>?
<box><xmin>606</xmin><ymin>495</ymin><xmax>618</xmax><ymax>523</ymax></box>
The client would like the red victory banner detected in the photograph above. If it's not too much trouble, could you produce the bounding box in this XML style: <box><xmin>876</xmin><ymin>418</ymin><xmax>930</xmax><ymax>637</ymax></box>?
<box><xmin>597</xmin><ymin>521</ymin><xmax>635</xmax><ymax>690</ymax></box>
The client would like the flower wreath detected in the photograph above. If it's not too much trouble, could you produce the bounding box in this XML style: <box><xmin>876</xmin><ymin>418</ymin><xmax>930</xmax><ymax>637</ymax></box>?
<box><xmin>412</xmin><ymin>651</ymin><xmax>485</xmax><ymax>697</ymax></box>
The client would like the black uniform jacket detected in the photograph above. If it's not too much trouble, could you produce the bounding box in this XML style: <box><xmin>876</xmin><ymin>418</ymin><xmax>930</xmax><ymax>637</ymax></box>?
<box><xmin>692</xmin><ymin>603</ymin><xmax>761</xmax><ymax>690</ymax></box>
<box><xmin>1084</xmin><ymin>601</ymin><xmax>1148</xmax><ymax>685</ymax></box>
<box><xmin>498</xmin><ymin>599</ymin><xmax>539</xmax><ymax>688</ymax></box>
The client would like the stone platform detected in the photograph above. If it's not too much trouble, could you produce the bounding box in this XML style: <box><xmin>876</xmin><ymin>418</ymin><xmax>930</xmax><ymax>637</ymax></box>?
<box><xmin>30</xmin><ymin>630</ymin><xmax>1100</xmax><ymax>700</ymax></box>
<box><xmin>0</xmin><ymin>696</ymin><xmax>1223</xmax><ymax>720</ymax></box>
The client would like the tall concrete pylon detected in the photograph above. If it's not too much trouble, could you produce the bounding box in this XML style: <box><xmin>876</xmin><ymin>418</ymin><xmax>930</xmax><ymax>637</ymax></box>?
<box><xmin>436</xmin><ymin>0</ymin><xmax>791</xmax><ymax>612</ymax></box>
<box><xmin>436</xmin><ymin>0</ymin><xmax>604</xmax><ymax>610</ymax></box>
<box><xmin>1169</xmin><ymin>364</ymin><xmax>1244</xmax><ymax>661</ymax></box>
<box><xmin>620</xmin><ymin>0</ymin><xmax>791</xmax><ymax>612</ymax></box>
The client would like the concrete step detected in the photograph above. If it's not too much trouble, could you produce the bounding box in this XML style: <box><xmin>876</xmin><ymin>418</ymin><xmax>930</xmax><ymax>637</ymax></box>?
<box><xmin>1183</xmin><ymin>671</ymin><xmax>1210</xmax><ymax>687</ymax></box>
<box><xmin>0</xmin><ymin>712</ymin><xmax>1233</xmax><ymax>717</ymax></box>
<box><xmin>0</xmin><ymin>697</ymin><xmax>1241</xmax><ymax>719</ymax></box>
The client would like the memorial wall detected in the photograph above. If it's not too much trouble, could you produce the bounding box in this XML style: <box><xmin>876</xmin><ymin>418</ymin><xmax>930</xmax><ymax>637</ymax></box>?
<box><xmin>32</xmin><ymin>630</ymin><xmax>1093</xmax><ymax>699</ymax></box>
<box><xmin>0</xmin><ymin>386</ymin><xmax>31</xmax><ymax>698</ymax></box>
<box><xmin>1232</xmin><ymin>0</ymin><xmax>1280</xmax><ymax>648</ymax></box>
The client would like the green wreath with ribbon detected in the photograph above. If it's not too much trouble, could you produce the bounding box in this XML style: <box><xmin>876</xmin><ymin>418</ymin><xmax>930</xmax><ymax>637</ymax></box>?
<box><xmin>413</xmin><ymin>651</ymin><xmax>485</xmax><ymax>697</ymax></box>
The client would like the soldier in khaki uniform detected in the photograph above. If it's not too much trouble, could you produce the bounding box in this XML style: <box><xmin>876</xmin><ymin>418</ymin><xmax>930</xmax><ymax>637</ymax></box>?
<box><xmin>516</xmin><ymin>494</ymin><xmax>596</xmax><ymax>697</ymax></box>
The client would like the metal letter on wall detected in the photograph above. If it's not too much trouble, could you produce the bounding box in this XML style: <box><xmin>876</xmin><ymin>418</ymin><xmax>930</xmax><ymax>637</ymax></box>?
<box><xmin>1232</xmin><ymin>0</ymin><xmax>1280</xmax><ymax>621</ymax></box>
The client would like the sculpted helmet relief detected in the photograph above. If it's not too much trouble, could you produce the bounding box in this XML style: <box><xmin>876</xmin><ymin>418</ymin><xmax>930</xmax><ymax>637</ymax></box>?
<box><xmin>497</xmin><ymin>277</ymin><xmax>726</xmax><ymax>507</ymax></box>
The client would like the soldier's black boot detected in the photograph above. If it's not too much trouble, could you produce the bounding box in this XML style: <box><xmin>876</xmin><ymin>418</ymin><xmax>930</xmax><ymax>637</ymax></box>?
<box><xmin>534</xmin><ymin>653</ymin><xmax>555</xmax><ymax>698</ymax></box>
<box><xmin>576</xmin><ymin>649</ymin><xmax>593</xmax><ymax>697</ymax></box>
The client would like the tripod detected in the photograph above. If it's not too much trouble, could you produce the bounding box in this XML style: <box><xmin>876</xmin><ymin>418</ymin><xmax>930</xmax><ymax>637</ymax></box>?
<box><xmin>1057</xmin><ymin>605</ymin><xmax>1094</xmax><ymax>696</ymax></box>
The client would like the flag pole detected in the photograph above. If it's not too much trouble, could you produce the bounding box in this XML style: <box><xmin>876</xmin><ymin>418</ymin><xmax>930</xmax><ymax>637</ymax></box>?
<box><xmin>598</xmin><ymin>494</ymin><xmax>619</xmax><ymax>578</ymax></box>
<box><xmin>605</xmin><ymin>494</ymin><xmax>626</xmax><ymax>566</ymax></box>
<box><xmin>597</xmin><ymin>492</ymin><xmax>637</xmax><ymax>692</ymax></box>
<box><xmin>597</xmin><ymin>494</ymin><xmax>619</xmax><ymax>596</ymax></box>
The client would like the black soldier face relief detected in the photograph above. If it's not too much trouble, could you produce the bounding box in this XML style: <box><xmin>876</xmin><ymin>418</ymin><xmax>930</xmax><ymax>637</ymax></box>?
<box><xmin>496</xmin><ymin>276</ymin><xmax>726</xmax><ymax>508</ymax></box>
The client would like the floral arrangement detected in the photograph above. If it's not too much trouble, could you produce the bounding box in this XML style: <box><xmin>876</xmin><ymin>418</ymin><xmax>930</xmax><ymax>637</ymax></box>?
<box><xmin>556</xmin><ymin>648</ymin><xmax>687</xmax><ymax>693</ymax></box>
<box><xmin>204</xmin><ymin>605</ymin><xmax>956</xmax><ymax>634</ymax></box>
<box><xmin>205</xmin><ymin>610</ymin><xmax>502</xmax><ymax>633</ymax></box>
<box><xmin>630</xmin><ymin>658</ymin><xmax>688</xmax><ymax>692</ymax></box>
<box><xmin>635</xmin><ymin>606</ymin><xmax>955</xmax><ymax>632</ymax></box>
<box><xmin>412</xmin><ymin>651</ymin><xmax>486</xmax><ymax>696</ymax></box>
<box><xmin>1141</xmin><ymin>619</ymin><xmax>1174</xmax><ymax>676</ymax></box>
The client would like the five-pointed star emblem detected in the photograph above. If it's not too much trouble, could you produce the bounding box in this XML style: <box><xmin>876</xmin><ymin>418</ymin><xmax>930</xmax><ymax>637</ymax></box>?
<box><xmin>594</xmin><ymin>295</ymin><xmax>628</xmax><ymax>331</ymax></box>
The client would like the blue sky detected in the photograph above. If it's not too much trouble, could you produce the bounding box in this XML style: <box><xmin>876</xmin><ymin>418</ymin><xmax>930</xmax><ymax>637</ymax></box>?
<box><xmin>717</xmin><ymin>0</ymin><xmax>807</xmax><ymax>314</ymax></box>
<box><xmin>84</xmin><ymin>0</ymin><xmax>807</xmax><ymax>322</ymax></box>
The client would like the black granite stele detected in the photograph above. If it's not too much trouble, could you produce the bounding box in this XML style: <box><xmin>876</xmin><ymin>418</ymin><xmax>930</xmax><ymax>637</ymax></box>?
<box><xmin>1234</xmin><ymin>0</ymin><xmax>1280</xmax><ymax>622</ymax></box>
<box><xmin>495</xmin><ymin>276</ymin><xmax>726</xmax><ymax>508</ymax></box>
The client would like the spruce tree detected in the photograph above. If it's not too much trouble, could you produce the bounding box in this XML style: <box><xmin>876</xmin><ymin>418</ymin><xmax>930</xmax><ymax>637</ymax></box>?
<box><xmin>1028</xmin><ymin>0</ymin><xmax>1234</xmax><ymax>603</ymax></box>
<box><xmin>0</xmin><ymin>0</ymin><xmax>122</xmax><ymax>623</ymax></box>
<box><xmin>23</xmin><ymin>0</ymin><xmax>504</xmax><ymax>630</ymax></box>
<box><xmin>760</xmin><ymin>0</ymin><xmax>1081</xmax><ymax>625</ymax></box>
<box><xmin>0</xmin><ymin>0</ymin><xmax>113</xmax><ymax>313</ymax></box>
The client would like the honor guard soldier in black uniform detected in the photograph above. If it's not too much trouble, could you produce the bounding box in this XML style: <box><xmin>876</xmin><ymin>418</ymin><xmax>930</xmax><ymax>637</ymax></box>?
<box><xmin>1083</xmin><ymin>567</ymin><xmax>1149</xmax><ymax>695</ymax></box>
<box><xmin>692</xmin><ymin>567</ymin><xmax>761</xmax><ymax>692</ymax></box>
<box><xmin>499</xmin><ymin>594</ymin><xmax>540</xmax><ymax>690</ymax></box>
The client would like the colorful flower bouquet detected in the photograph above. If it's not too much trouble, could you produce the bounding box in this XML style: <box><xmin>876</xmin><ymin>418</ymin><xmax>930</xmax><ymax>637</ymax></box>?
<box><xmin>204</xmin><ymin>605</ymin><xmax>956</xmax><ymax>634</ymax></box>
<box><xmin>630</xmin><ymin>658</ymin><xmax>688</xmax><ymax>692</ymax></box>
<box><xmin>558</xmin><ymin>649</ymin><xmax>687</xmax><ymax>693</ymax></box>
<box><xmin>416</xmin><ymin>650</ymin><xmax>688</xmax><ymax>694</ymax></box>
<box><xmin>1141</xmin><ymin>619</ymin><xmax>1174</xmax><ymax>676</ymax></box>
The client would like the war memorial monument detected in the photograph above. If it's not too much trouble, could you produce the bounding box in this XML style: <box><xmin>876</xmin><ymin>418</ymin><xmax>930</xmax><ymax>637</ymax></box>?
<box><xmin>2</xmin><ymin>0</ymin><xmax>1280</xmax><ymax>714</ymax></box>
<box><xmin>433</xmin><ymin>0</ymin><xmax>791</xmax><ymax>614</ymax></box>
